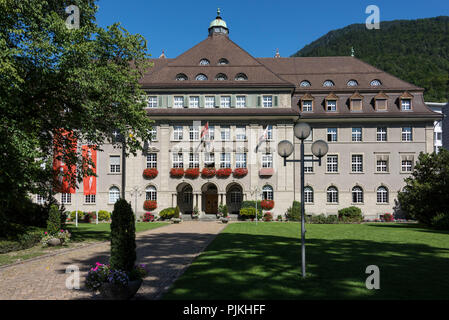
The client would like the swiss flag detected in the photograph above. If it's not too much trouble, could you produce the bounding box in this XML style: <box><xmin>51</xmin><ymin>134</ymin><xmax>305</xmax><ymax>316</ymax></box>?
<box><xmin>200</xmin><ymin>122</ymin><xmax>209</xmax><ymax>140</ymax></box>
<box><xmin>53</xmin><ymin>130</ymin><xmax>77</xmax><ymax>193</ymax></box>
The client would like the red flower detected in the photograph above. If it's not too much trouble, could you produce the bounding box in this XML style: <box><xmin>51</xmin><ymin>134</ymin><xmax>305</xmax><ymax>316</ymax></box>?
<box><xmin>201</xmin><ymin>168</ymin><xmax>216</xmax><ymax>178</ymax></box>
<box><xmin>143</xmin><ymin>168</ymin><xmax>158</xmax><ymax>179</ymax></box>
<box><xmin>170</xmin><ymin>168</ymin><xmax>184</xmax><ymax>177</ymax></box>
<box><xmin>216</xmin><ymin>168</ymin><xmax>232</xmax><ymax>178</ymax></box>
<box><xmin>233</xmin><ymin>168</ymin><xmax>248</xmax><ymax>178</ymax></box>
<box><xmin>260</xmin><ymin>200</ymin><xmax>274</xmax><ymax>210</ymax></box>
<box><xmin>185</xmin><ymin>168</ymin><xmax>200</xmax><ymax>178</ymax></box>
<box><xmin>143</xmin><ymin>200</ymin><xmax>157</xmax><ymax>211</ymax></box>
<box><xmin>143</xmin><ymin>212</ymin><xmax>155</xmax><ymax>222</ymax></box>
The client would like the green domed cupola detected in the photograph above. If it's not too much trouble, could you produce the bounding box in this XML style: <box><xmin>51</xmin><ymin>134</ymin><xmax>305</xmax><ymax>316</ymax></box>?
<box><xmin>208</xmin><ymin>8</ymin><xmax>229</xmax><ymax>36</ymax></box>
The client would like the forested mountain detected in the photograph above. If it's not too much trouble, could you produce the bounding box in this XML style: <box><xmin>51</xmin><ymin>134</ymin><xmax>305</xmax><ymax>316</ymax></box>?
<box><xmin>292</xmin><ymin>16</ymin><xmax>449</xmax><ymax>102</ymax></box>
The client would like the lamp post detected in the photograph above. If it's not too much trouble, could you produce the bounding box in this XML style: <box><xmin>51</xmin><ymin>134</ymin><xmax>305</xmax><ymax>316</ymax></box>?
<box><xmin>250</xmin><ymin>186</ymin><xmax>261</xmax><ymax>225</ymax></box>
<box><xmin>277</xmin><ymin>122</ymin><xmax>328</xmax><ymax>278</ymax></box>
<box><xmin>130</xmin><ymin>186</ymin><xmax>143</xmax><ymax>223</ymax></box>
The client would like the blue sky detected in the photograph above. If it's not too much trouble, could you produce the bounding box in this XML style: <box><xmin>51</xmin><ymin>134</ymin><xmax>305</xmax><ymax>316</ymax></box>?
<box><xmin>95</xmin><ymin>0</ymin><xmax>449</xmax><ymax>58</ymax></box>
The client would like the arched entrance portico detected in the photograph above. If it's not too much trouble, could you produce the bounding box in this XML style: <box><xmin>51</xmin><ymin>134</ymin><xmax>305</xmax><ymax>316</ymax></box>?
<box><xmin>176</xmin><ymin>182</ymin><xmax>193</xmax><ymax>214</ymax></box>
<box><xmin>226</xmin><ymin>183</ymin><xmax>243</xmax><ymax>214</ymax></box>
<box><xmin>202</xmin><ymin>182</ymin><xmax>218</xmax><ymax>214</ymax></box>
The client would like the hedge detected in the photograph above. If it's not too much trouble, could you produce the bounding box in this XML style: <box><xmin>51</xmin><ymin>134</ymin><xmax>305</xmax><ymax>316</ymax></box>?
<box><xmin>159</xmin><ymin>207</ymin><xmax>176</xmax><ymax>220</ymax></box>
<box><xmin>338</xmin><ymin>206</ymin><xmax>363</xmax><ymax>223</ymax></box>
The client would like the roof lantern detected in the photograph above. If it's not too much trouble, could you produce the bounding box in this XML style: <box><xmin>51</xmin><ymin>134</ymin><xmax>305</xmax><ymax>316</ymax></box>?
<box><xmin>209</xmin><ymin>8</ymin><xmax>229</xmax><ymax>36</ymax></box>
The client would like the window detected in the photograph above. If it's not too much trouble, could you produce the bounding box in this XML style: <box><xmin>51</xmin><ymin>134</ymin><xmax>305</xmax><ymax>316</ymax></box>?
<box><xmin>236</xmin><ymin>96</ymin><xmax>246</xmax><ymax>108</ymax></box>
<box><xmin>109</xmin><ymin>187</ymin><xmax>120</xmax><ymax>204</ymax></box>
<box><xmin>189</xmin><ymin>126</ymin><xmax>199</xmax><ymax>141</ymax></box>
<box><xmin>326</xmin><ymin>100</ymin><xmax>337</xmax><ymax>111</ymax></box>
<box><xmin>352</xmin><ymin>155</ymin><xmax>363</xmax><ymax>172</ymax></box>
<box><xmin>173</xmin><ymin>126</ymin><xmax>183</xmax><ymax>140</ymax></box>
<box><xmin>304</xmin><ymin>155</ymin><xmax>313</xmax><ymax>172</ymax></box>
<box><xmin>220</xmin><ymin>96</ymin><xmax>231</xmax><ymax>108</ymax></box>
<box><xmin>230</xmin><ymin>190</ymin><xmax>242</xmax><ymax>204</ymax></box>
<box><xmin>189</xmin><ymin>96</ymin><xmax>199</xmax><ymax>108</ymax></box>
<box><xmin>175</xmin><ymin>73</ymin><xmax>187</xmax><ymax>81</ymax></box>
<box><xmin>199</xmin><ymin>58</ymin><xmax>210</xmax><ymax>65</ymax></box>
<box><xmin>262</xmin><ymin>153</ymin><xmax>273</xmax><ymax>168</ymax></box>
<box><xmin>204</xmin><ymin>153</ymin><xmax>215</xmax><ymax>168</ymax></box>
<box><xmin>220</xmin><ymin>153</ymin><xmax>231</xmax><ymax>168</ymax></box>
<box><xmin>327</xmin><ymin>155</ymin><xmax>338</xmax><ymax>173</ymax></box>
<box><xmin>205</xmin><ymin>96</ymin><xmax>215</xmax><ymax>108</ymax></box>
<box><xmin>235</xmin><ymin>73</ymin><xmax>248</xmax><ymax>81</ymax></box>
<box><xmin>220</xmin><ymin>126</ymin><xmax>230</xmax><ymax>141</ymax></box>
<box><xmin>218</xmin><ymin>58</ymin><xmax>229</xmax><ymax>65</ymax></box>
<box><xmin>376</xmin><ymin>157</ymin><xmax>388</xmax><ymax>172</ymax></box>
<box><xmin>304</xmin><ymin>187</ymin><xmax>314</xmax><ymax>203</ymax></box>
<box><xmin>327</xmin><ymin>128</ymin><xmax>337</xmax><ymax>142</ymax></box>
<box><xmin>262</xmin><ymin>185</ymin><xmax>273</xmax><ymax>200</ymax></box>
<box><xmin>110</xmin><ymin>155</ymin><xmax>120</xmax><ymax>173</ymax></box>
<box><xmin>352</xmin><ymin>186</ymin><xmax>363</xmax><ymax>203</ymax></box>
<box><xmin>323</xmin><ymin>80</ymin><xmax>334</xmax><ymax>87</ymax></box>
<box><xmin>377</xmin><ymin>186</ymin><xmax>388</xmax><ymax>203</ymax></box>
<box><xmin>36</xmin><ymin>194</ymin><xmax>45</xmax><ymax>205</ymax></box>
<box><xmin>262</xmin><ymin>96</ymin><xmax>273</xmax><ymax>108</ymax></box>
<box><xmin>401</xmin><ymin>159</ymin><xmax>413</xmax><ymax>172</ymax></box>
<box><xmin>370</xmin><ymin>79</ymin><xmax>382</xmax><ymax>86</ymax></box>
<box><xmin>174</xmin><ymin>96</ymin><xmax>184</xmax><ymax>108</ymax></box>
<box><xmin>148</xmin><ymin>127</ymin><xmax>157</xmax><ymax>141</ymax></box>
<box><xmin>266</xmin><ymin>126</ymin><xmax>273</xmax><ymax>140</ymax></box>
<box><xmin>147</xmin><ymin>96</ymin><xmax>157</xmax><ymax>108</ymax></box>
<box><xmin>327</xmin><ymin>187</ymin><xmax>338</xmax><ymax>203</ymax></box>
<box><xmin>146</xmin><ymin>153</ymin><xmax>157</xmax><ymax>168</ymax></box>
<box><xmin>351</xmin><ymin>99</ymin><xmax>362</xmax><ymax>111</ymax></box>
<box><xmin>235</xmin><ymin>153</ymin><xmax>247</xmax><ymax>168</ymax></box>
<box><xmin>302</xmin><ymin>100</ymin><xmax>313</xmax><ymax>112</ymax></box>
<box><xmin>377</xmin><ymin>127</ymin><xmax>387</xmax><ymax>141</ymax></box>
<box><xmin>236</xmin><ymin>126</ymin><xmax>246</xmax><ymax>141</ymax></box>
<box><xmin>145</xmin><ymin>186</ymin><xmax>157</xmax><ymax>201</ymax></box>
<box><xmin>215</xmin><ymin>73</ymin><xmax>227</xmax><ymax>81</ymax></box>
<box><xmin>401</xmin><ymin>99</ymin><xmax>411</xmax><ymax>111</ymax></box>
<box><xmin>195</xmin><ymin>74</ymin><xmax>208</xmax><ymax>81</ymax></box>
<box><xmin>189</xmin><ymin>153</ymin><xmax>199</xmax><ymax>168</ymax></box>
<box><xmin>300</xmin><ymin>80</ymin><xmax>311</xmax><ymax>87</ymax></box>
<box><xmin>205</xmin><ymin>125</ymin><xmax>215</xmax><ymax>140</ymax></box>
<box><xmin>352</xmin><ymin>127</ymin><xmax>362</xmax><ymax>142</ymax></box>
<box><xmin>85</xmin><ymin>194</ymin><xmax>96</xmax><ymax>204</ymax></box>
<box><xmin>61</xmin><ymin>193</ymin><xmax>71</xmax><ymax>204</ymax></box>
<box><xmin>305</xmin><ymin>128</ymin><xmax>313</xmax><ymax>142</ymax></box>
<box><xmin>172</xmin><ymin>153</ymin><xmax>184</xmax><ymax>168</ymax></box>
<box><xmin>402</xmin><ymin>127</ymin><xmax>413</xmax><ymax>141</ymax></box>
<box><xmin>376</xmin><ymin>99</ymin><xmax>387</xmax><ymax>110</ymax></box>
<box><xmin>183</xmin><ymin>188</ymin><xmax>193</xmax><ymax>204</ymax></box>
<box><xmin>347</xmin><ymin>80</ymin><xmax>358</xmax><ymax>87</ymax></box>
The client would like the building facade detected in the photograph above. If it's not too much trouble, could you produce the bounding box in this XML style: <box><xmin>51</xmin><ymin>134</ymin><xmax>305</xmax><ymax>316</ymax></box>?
<box><xmin>48</xmin><ymin>12</ymin><xmax>441</xmax><ymax>220</ymax></box>
<box><xmin>425</xmin><ymin>102</ymin><xmax>448</xmax><ymax>152</ymax></box>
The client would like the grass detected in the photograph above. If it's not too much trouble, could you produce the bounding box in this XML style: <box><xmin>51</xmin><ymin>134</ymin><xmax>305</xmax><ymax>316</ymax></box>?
<box><xmin>163</xmin><ymin>222</ymin><xmax>449</xmax><ymax>300</ymax></box>
<box><xmin>0</xmin><ymin>222</ymin><xmax>168</xmax><ymax>266</ymax></box>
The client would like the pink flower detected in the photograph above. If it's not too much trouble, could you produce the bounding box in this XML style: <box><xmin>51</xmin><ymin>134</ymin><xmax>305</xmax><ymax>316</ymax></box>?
<box><xmin>44</xmin><ymin>232</ymin><xmax>47</xmax><ymax>235</ymax></box>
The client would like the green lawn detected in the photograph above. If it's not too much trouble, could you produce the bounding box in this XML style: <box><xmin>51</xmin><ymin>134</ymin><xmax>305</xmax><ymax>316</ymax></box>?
<box><xmin>163</xmin><ymin>222</ymin><xmax>449</xmax><ymax>300</ymax></box>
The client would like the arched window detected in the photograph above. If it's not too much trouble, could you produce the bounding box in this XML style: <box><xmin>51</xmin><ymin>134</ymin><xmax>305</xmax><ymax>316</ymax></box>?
<box><xmin>215</xmin><ymin>73</ymin><xmax>227</xmax><ymax>81</ymax></box>
<box><xmin>199</xmin><ymin>59</ymin><xmax>210</xmax><ymax>65</ymax></box>
<box><xmin>370</xmin><ymin>79</ymin><xmax>382</xmax><ymax>86</ymax></box>
<box><xmin>195</xmin><ymin>74</ymin><xmax>208</xmax><ymax>81</ymax></box>
<box><xmin>304</xmin><ymin>187</ymin><xmax>314</xmax><ymax>203</ymax></box>
<box><xmin>377</xmin><ymin>186</ymin><xmax>389</xmax><ymax>203</ymax></box>
<box><xmin>218</xmin><ymin>58</ymin><xmax>229</xmax><ymax>65</ymax></box>
<box><xmin>146</xmin><ymin>186</ymin><xmax>157</xmax><ymax>201</ymax></box>
<box><xmin>352</xmin><ymin>186</ymin><xmax>364</xmax><ymax>203</ymax></box>
<box><xmin>109</xmin><ymin>186</ymin><xmax>120</xmax><ymax>204</ymax></box>
<box><xmin>175</xmin><ymin>73</ymin><xmax>188</xmax><ymax>81</ymax></box>
<box><xmin>323</xmin><ymin>80</ymin><xmax>335</xmax><ymax>87</ymax></box>
<box><xmin>300</xmin><ymin>80</ymin><xmax>311</xmax><ymax>87</ymax></box>
<box><xmin>327</xmin><ymin>186</ymin><xmax>338</xmax><ymax>203</ymax></box>
<box><xmin>262</xmin><ymin>185</ymin><xmax>273</xmax><ymax>201</ymax></box>
<box><xmin>235</xmin><ymin>73</ymin><xmax>248</xmax><ymax>81</ymax></box>
<box><xmin>347</xmin><ymin>79</ymin><xmax>358</xmax><ymax>87</ymax></box>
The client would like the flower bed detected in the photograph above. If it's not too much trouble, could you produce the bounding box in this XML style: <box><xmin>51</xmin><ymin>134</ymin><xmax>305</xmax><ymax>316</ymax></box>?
<box><xmin>170</xmin><ymin>168</ymin><xmax>184</xmax><ymax>178</ymax></box>
<box><xmin>233</xmin><ymin>168</ymin><xmax>248</xmax><ymax>178</ymax></box>
<box><xmin>216</xmin><ymin>168</ymin><xmax>232</xmax><ymax>178</ymax></box>
<box><xmin>201</xmin><ymin>167</ymin><xmax>216</xmax><ymax>178</ymax></box>
<box><xmin>142</xmin><ymin>212</ymin><xmax>155</xmax><ymax>222</ymax></box>
<box><xmin>143</xmin><ymin>168</ymin><xmax>158</xmax><ymax>179</ymax></box>
<box><xmin>261</xmin><ymin>200</ymin><xmax>275</xmax><ymax>210</ymax></box>
<box><xmin>143</xmin><ymin>200</ymin><xmax>157</xmax><ymax>211</ymax></box>
<box><xmin>185</xmin><ymin>168</ymin><xmax>200</xmax><ymax>178</ymax></box>
<box><xmin>383</xmin><ymin>213</ymin><xmax>394</xmax><ymax>222</ymax></box>
<box><xmin>263</xmin><ymin>212</ymin><xmax>273</xmax><ymax>222</ymax></box>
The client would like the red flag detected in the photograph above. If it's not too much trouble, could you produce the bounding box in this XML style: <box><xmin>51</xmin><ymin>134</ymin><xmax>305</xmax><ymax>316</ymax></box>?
<box><xmin>82</xmin><ymin>145</ymin><xmax>97</xmax><ymax>195</ymax></box>
<box><xmin>53</xmin><ymin>130</ymin><xmax>77</xmax><ymax>193</ymax></box>
<box><xmin>200</xmin><ymin>122</ymin><xmax>209</xmax><ymax>139</ymax></box>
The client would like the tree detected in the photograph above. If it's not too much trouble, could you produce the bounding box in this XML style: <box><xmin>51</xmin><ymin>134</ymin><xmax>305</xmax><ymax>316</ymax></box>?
<box><xmin>398</xmin><ymin>149</ymin><xmax>449</xmax><ymax>226</ymax></box>
<box><xmin>0</xmin><ymin>0</ymin><xmax>153</xmax><ymax>216</ymax></box>
<box><xmin>47</xmin><ymin>205</ymin><xmax>61</xmax><ymax>235</ymax></box>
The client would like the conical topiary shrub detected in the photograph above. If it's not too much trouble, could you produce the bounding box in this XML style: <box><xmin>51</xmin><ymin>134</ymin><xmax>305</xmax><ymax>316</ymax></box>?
<box><xmin>110</xmin><ymin>199</ymin><xmax>136</xmax><ymax>273</ymax></box>
<box><xmin>47</xmin><ymin>205</ymin><xmax>61</xmax><ymax>235</ymax></box>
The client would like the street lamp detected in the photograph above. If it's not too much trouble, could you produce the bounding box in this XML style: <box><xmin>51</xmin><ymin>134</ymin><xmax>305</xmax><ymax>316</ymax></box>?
<box><xmin>130</xmin><ymin>186</ymin><xmax>144</xmax><ymax>223</ymax></box>
<box><xmin>277</xmin><ymin>122</ymin><xmax>328</xmax><ymax>278</ymax></box>
<box><xmin>250</xmin><ymin>186</ymin><xmax>262</xmax><ymax>225</ymax></box>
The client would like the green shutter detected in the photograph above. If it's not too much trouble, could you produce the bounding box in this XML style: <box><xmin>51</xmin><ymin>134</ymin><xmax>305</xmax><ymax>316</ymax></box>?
<box><xmin>183</xmin><ymin>95</ymin><xmax>188</xmax><ymax>107</ymax></box>
<box><xmin>257</xmin><ymin>96</ymin><xmax>261</xmax><ymax>107</ymax></box>
<box><xmin>274</xmin><ymin>95</ymin><xmax>278</xmax><ymax>107</ymax></box>
<box><xmin>200</xmin><ymin>96</ymin><xmax>205</xmax><ymax>108</ymax></box>
<box><xmin>231</xmin><ymin>95</ymin><xmax>236</xmax><ymax>108</ymax></box>
<box><xmin>167</xmin><ymin>96</ymin><xmax>173</xmax><ymax>108</ymax></box>
<box><xmin>158</xmin><ymin>96</ymin><xmax>163</xmax><ymax>107</ymax></box>
<box><xmin>215</xmin><ymin>95</ymin><xmax>220</xmax><ymax>107</ymax></box>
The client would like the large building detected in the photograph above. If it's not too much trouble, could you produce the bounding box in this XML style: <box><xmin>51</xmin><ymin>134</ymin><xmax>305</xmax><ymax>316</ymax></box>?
<box><xmin>425</xmin><ymin>102</ymin><xmax>448</xmax><ymax>152</ymax></box>
<box><xmin>49</xmin><ymin>11</ymin><xmax>441</xmax><ymax>220</ymax></box>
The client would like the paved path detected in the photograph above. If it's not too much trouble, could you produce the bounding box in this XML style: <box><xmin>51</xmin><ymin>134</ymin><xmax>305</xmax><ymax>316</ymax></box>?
<box><xmin>0</xmin><ymin>221</ymin><xmax>226</xmax><ymax>300</ymax></box>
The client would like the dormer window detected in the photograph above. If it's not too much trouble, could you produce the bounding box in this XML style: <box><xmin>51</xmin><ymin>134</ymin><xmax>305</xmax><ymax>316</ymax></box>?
<box><xmin>325</xmin><ymin>93</ymin><xmax>338</xmax><ymax>112</ymax></box>
<box><xmin>195</xmin><ymin>74</ymin><xmax>208</xmax><ymax>81</ymax></box>
<box><xmin>399</xmin><ymin>92</ymin><xmax>413</xmax><ymax>111</ymax></box>
<box><xmin>347</xmin><ymin>80</ymin><xmax>358</xmax><ymax>87</ymax></box>
<box><xmin>300</xmin><ymin>93</ymin><xmax>314</xmax><ymax>112</ymax></box>
<box><xmin>215</xmin><ymin>73</ymin><xmax>227</xmax><ymax>81</ymax></box>
<box><xmin>349</xmin><ymin>92</ymin><xmax>363</xmax><ymax>111</ymax></box>
<box><xmin>374</xmin><ymin>92</ymin><xmax>389</xmax><ymax>111</ymax></box>
<box><xmin>235</xmin><ymin>73</ymin><xmax>248</xmax><ymax>81</ymax></box>
<box><xmin>370</xmin><ymin>79</ymin><xmax>382</xmax><ymax>86</ymax></box>
<box><xmin>300</xmin><ymin>80</ymin><xmax>311</xmax><ymax>87</ymax></box>
<box><xmin>218</xmin><ymin>58</ymin><xmax>229</xmax><ymax>65</ymax></box>
<box><xmin>175</xmin><ymin>73</ymin><xmax>188</xmax><ymax>81</ymax></box>
<box><xmin>199</xmin><ymin>59</ymin><xmax>210</xmax><ymax>65</ymax></box>
<box><xmin>323</xmin><ymin>80</ymin><xmax>334</xmax><ymax>87</ymax></box>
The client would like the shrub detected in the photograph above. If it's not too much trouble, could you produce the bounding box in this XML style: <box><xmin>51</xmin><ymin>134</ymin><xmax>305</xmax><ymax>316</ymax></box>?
<box><xmin>218</xmin><ymin>204</ymin><xmax>228</xmax><ymax>217</ymax></box>
<box><xmin>143</xmin><ymin>200</ymin><xmax>157</xmax><ymax>211</ymax></box>
<box><xmin>47</xmin><ymin>205</ymin><xmax>61</xmax><ymax>235</ymax></box>
<box><xmin>286</xmin><ymin>201</ymin><xmax>301</xmax><ymax>221</ymax></box>
<box><xmin>143</xmin><ymin>168</ymin><xmax>158</xmax><ymax>179</ymax></box>
<box><xmin>98</xmin><ymin>210</ymin><xmax>111</xmax><ymax>221</ymax></box>
<box><xmin>0</xmin><ymin>227</ymin><xmax>42</xmax><ymax>254</ymax></box>
<box><xmin>84</xmin><ymin>211</ymin><xmax>96</xmax><ymax>223</ymax></box>
<box><xmin>159</xmin><ymin>207</ymin><xmax>175</xmax><ymax>220</ymax></box>
<box><xmin>276</xmin><ymin>215</ymin><xmax>283</xmax><ymax>221</ymax></box>
<box><xmin>260</xmin><ymin>200</ymin><xmax>274</xmax><ymax>210</ymax></box>
<box><xmin>338</xmin><ymin>206</ymin><xmax>363</xmax><ymax>223</ymax></box>
<box><xmin>70</xmin><ymin>210</ymin><xmax>84</xmax><ymax>221</ymax></box>
<box><xmin>383</xmin><ymin>213</ymin><xmax>394</xmax><ymax>222</ymax></box>
<box><xmin>142</xmin><ymin>212</ymin><xmax>155</xmax><ymax>222</ymax></box>
<box><xmin>241</xmin><ymin>200</ymin><xmax>262</xmax><ymax>217</ymax></box>
<box><xmin>263</xmin><ymin>212</ymin><xmax>273</xmax><ymax>222</ymax></box>
<box><xmin>174</xmin><ymin>206</ymin><xmax>180</xmax><ymax>219</ymax></box>
<box><xmin>110</xmin><ymin>199</ymin><xmax>136</xmax><ymax>273</ymax></box>
<box><xmin>306</xmin><ymin>214</ymin><xmax>339</xmax><ymax>224</ymax></box>
<box><xmin>239</xmin><ymin>207</ymin><xmax>257</xmax><ymax>220</ymax></box>
<box><xmin>431</xmin><ymin>213</ymin><xmax>449</xmax><ymax>230</ymax></box>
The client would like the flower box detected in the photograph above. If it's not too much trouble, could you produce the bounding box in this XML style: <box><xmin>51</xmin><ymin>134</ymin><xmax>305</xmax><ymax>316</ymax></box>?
<box><xmin>216</xmin><ymin>168</ymin><xmax>232</xmax><ymax>178</ymax></box>
<box><xmin>170</xmin><ymin>168</ymin><xmax>184</xmax><ymax>178</ymax></box>
<box><xmin>233</xmin><ymin>168</ymin><xmax>248</xmax><ymax>178</ymax></box>
<box><xmin>143</xmin><ymin>168</ymin><xmax>158</xmax><ymax>179</ymax></box>
<box><xmin>259</xmin><ymin>168</ymin><xmax>274</xmax><ymax>176</ymax></box>
<box><xmin>201</xmin><ymin>168</ymin><xmax>216</xmax><ymax>178</ymax></box>
<box><xmin>261</xmin><ymin>200</ymin><xmax>274</xmax><ymax>210</ymax></box>
<box><xmin>143</xmin><ymin>200</ymin><xmax>157</xmax><ymax>211</ymax></box>
<box><xmin>185</xmin><ymin>168</ymin><xmax>200</xmax><ymax>178</ymax></box>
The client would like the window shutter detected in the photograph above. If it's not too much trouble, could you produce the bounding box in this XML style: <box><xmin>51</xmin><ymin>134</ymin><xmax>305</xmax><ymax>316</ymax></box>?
<box><xmin>215</xmin><ymin>95</ymin><xmax>220</xmax><ymax>107</ymax></box>
<box><xmin>167</xmin><ymin>96</ymin><xmax>173</xmax><ymax>108</ymax></box>
<box><xmin>257</xmin><ymin>96</ymin><xmax>261</xmax><ymax>107</ymax></box>
<box><xmin>231</xmin><ymin>95</ymin><xmax>236</xmax><ymax>108</ymax></box>
<box><xmin>183</xmin><ymin>95</ymin><xmax>188</xmax><ymax>107</ymax></box>
<box><xmin>274</xmin><ymin>95</ymin><xmax>278</xmax><ymax>107</ymax></box>
<box><xmin>158</xmin><ymin>96</ymin><xmax>163</xmax><ymax>107</ymax></box>
<box><xmin>200</xmin><ymin>96</ymin><xmax>205</xmax><ymax>108</ymax></box>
